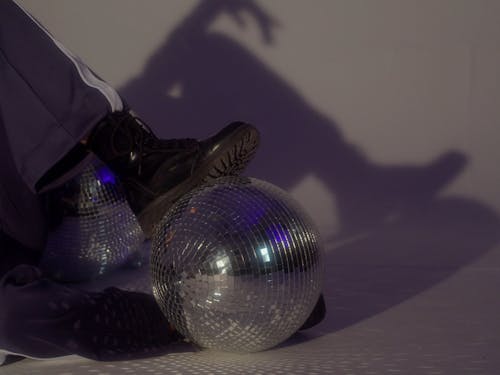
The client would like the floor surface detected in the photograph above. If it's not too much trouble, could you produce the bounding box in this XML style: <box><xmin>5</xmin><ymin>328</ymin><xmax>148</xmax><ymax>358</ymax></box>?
<box><xmin>2</xmin><ymin>196</ymin><xmax>500</xmax><ymax>374</ymax></box>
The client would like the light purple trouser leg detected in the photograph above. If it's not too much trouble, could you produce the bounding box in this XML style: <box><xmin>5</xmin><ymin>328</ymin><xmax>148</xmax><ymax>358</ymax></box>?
<box><xmin>0</xmin><ymin>0</ymin><xmax>123</xmax><ymax>249</ymax></box>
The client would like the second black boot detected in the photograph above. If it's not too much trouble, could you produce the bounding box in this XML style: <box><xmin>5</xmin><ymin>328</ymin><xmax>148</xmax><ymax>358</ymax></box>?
<box><xmin>86</xmin><ymin>111</ymin><xmax>260</xmax><ymax>237</ymax></box>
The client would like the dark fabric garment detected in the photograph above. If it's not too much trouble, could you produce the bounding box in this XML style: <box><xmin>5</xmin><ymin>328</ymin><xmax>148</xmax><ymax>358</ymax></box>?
<box><xmin>0</xmin><ymin>117</ymin><xmax>48</xmax><ymax>249</ymax></box>
<box><xmin>0</xmin><ymin>232</ymin><xmax>41</xmax><ymax>279</ymax></box>
<box><xmin>0</xmin><ymin>0</ymin><xmax>116</xmax><ymax>249</ymax></box>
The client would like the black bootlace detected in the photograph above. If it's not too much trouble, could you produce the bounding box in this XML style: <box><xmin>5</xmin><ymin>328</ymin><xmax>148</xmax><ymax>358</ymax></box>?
<box><xmin>109</xmin><ymin>112</ymin><xmax>200</xmax><ymax>176</ymax></box>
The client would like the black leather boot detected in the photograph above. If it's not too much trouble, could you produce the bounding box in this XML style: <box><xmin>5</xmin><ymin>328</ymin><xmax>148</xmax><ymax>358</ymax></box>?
<box><xmin>0</xmin><ymin>265</ymin><xmax>183</xmax><ymax>362</ymax></box>
<box><xmin>299</xmin><ymin>294</ymin><xmax>326</xmax><ymax>330</ymax></box>
<box><xmin>87</xmin><ymin>111</ymin><xmax>260</xmax><ymax>237</ymax></box>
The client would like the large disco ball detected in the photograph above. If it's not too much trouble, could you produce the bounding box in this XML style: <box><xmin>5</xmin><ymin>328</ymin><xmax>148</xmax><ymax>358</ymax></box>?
<box><xmin>151</xmin><ymin>177</ymin><xmax>323</xmax><ymax>352</ymax></box>
<box><xmin>40</xmin><ymin>158</ymin><xmax>144</xmax><ymax>282</ymax></box>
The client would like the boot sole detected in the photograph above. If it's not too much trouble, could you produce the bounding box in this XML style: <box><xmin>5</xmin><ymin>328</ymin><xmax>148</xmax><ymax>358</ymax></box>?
<box><xmin>137</xmin><ymin>123</ymin><xmax>260</xmax><ymax>238</ymax></box>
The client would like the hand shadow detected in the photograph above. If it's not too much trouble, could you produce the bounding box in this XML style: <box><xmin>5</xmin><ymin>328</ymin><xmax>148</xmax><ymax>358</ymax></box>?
<box><xmin>118</xmin><ymin>0</ymin><xmax>500</xmax><ymax>340</ymax></box>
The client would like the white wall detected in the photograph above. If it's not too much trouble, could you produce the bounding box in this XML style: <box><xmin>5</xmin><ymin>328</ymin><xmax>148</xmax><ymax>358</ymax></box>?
<box><xmin>18</xmin><ymin>0</ymin><xmax>500</xmax><ymax>241</ymax></box>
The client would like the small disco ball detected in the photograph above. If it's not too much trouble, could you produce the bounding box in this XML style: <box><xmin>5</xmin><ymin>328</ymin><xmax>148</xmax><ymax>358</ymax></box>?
<box><xmin>40</xmin><ymin>158</ymin><xmax>144</xmax><ymax>282</ymax></box>
<box><xmin>151</xmin><ymin>177</ymin><xmax>323</xmax><ymax>352</ymax></box>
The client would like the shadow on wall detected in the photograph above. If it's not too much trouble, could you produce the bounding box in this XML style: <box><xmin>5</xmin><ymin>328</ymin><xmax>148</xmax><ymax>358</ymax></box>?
<box><xmin>119</xmin><ymin>0</ymin><xmax>500</xmax><ymax>333</ymax></box>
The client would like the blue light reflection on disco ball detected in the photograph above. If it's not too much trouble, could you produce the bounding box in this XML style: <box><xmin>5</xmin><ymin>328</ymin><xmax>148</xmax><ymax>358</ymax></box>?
<box><xmin>40</xmin><ymin>159</ymin><xmax>144</xmax><ymax>282</ymax></box>
<box><xmin>151</xmin><ymin>177</ymin><xmax>323</xmax><ymax>352</ymax></box>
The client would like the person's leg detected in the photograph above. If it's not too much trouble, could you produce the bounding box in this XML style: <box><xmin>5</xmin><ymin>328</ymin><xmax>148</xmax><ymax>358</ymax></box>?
<box><xmin>0</xmin><ymin>0</ymin><xmax>122</xmax><ymax>250</ymax></box>
<box><xmin>0</xmin><ymin>0</ymin><xmax>122</xmax><ymax>192</ymax></box>
<box><xmin>0</xmin><ymin>0</ymin><xmax>260</xmax><ymax>242</ymax></box>
<box><xmin>0</xmin><ymin>232</ymin><xmax>40</xmax><ymax>280</ymax></box>
<box><xmin>0</xmin><ymin>1</ymin><xmax>259</xmax><ymax>364</ymax></box>
<box><xmin>0</xmin><ymin>116</ymin><xmax>48</xmax><ymax>250</ymax></box>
